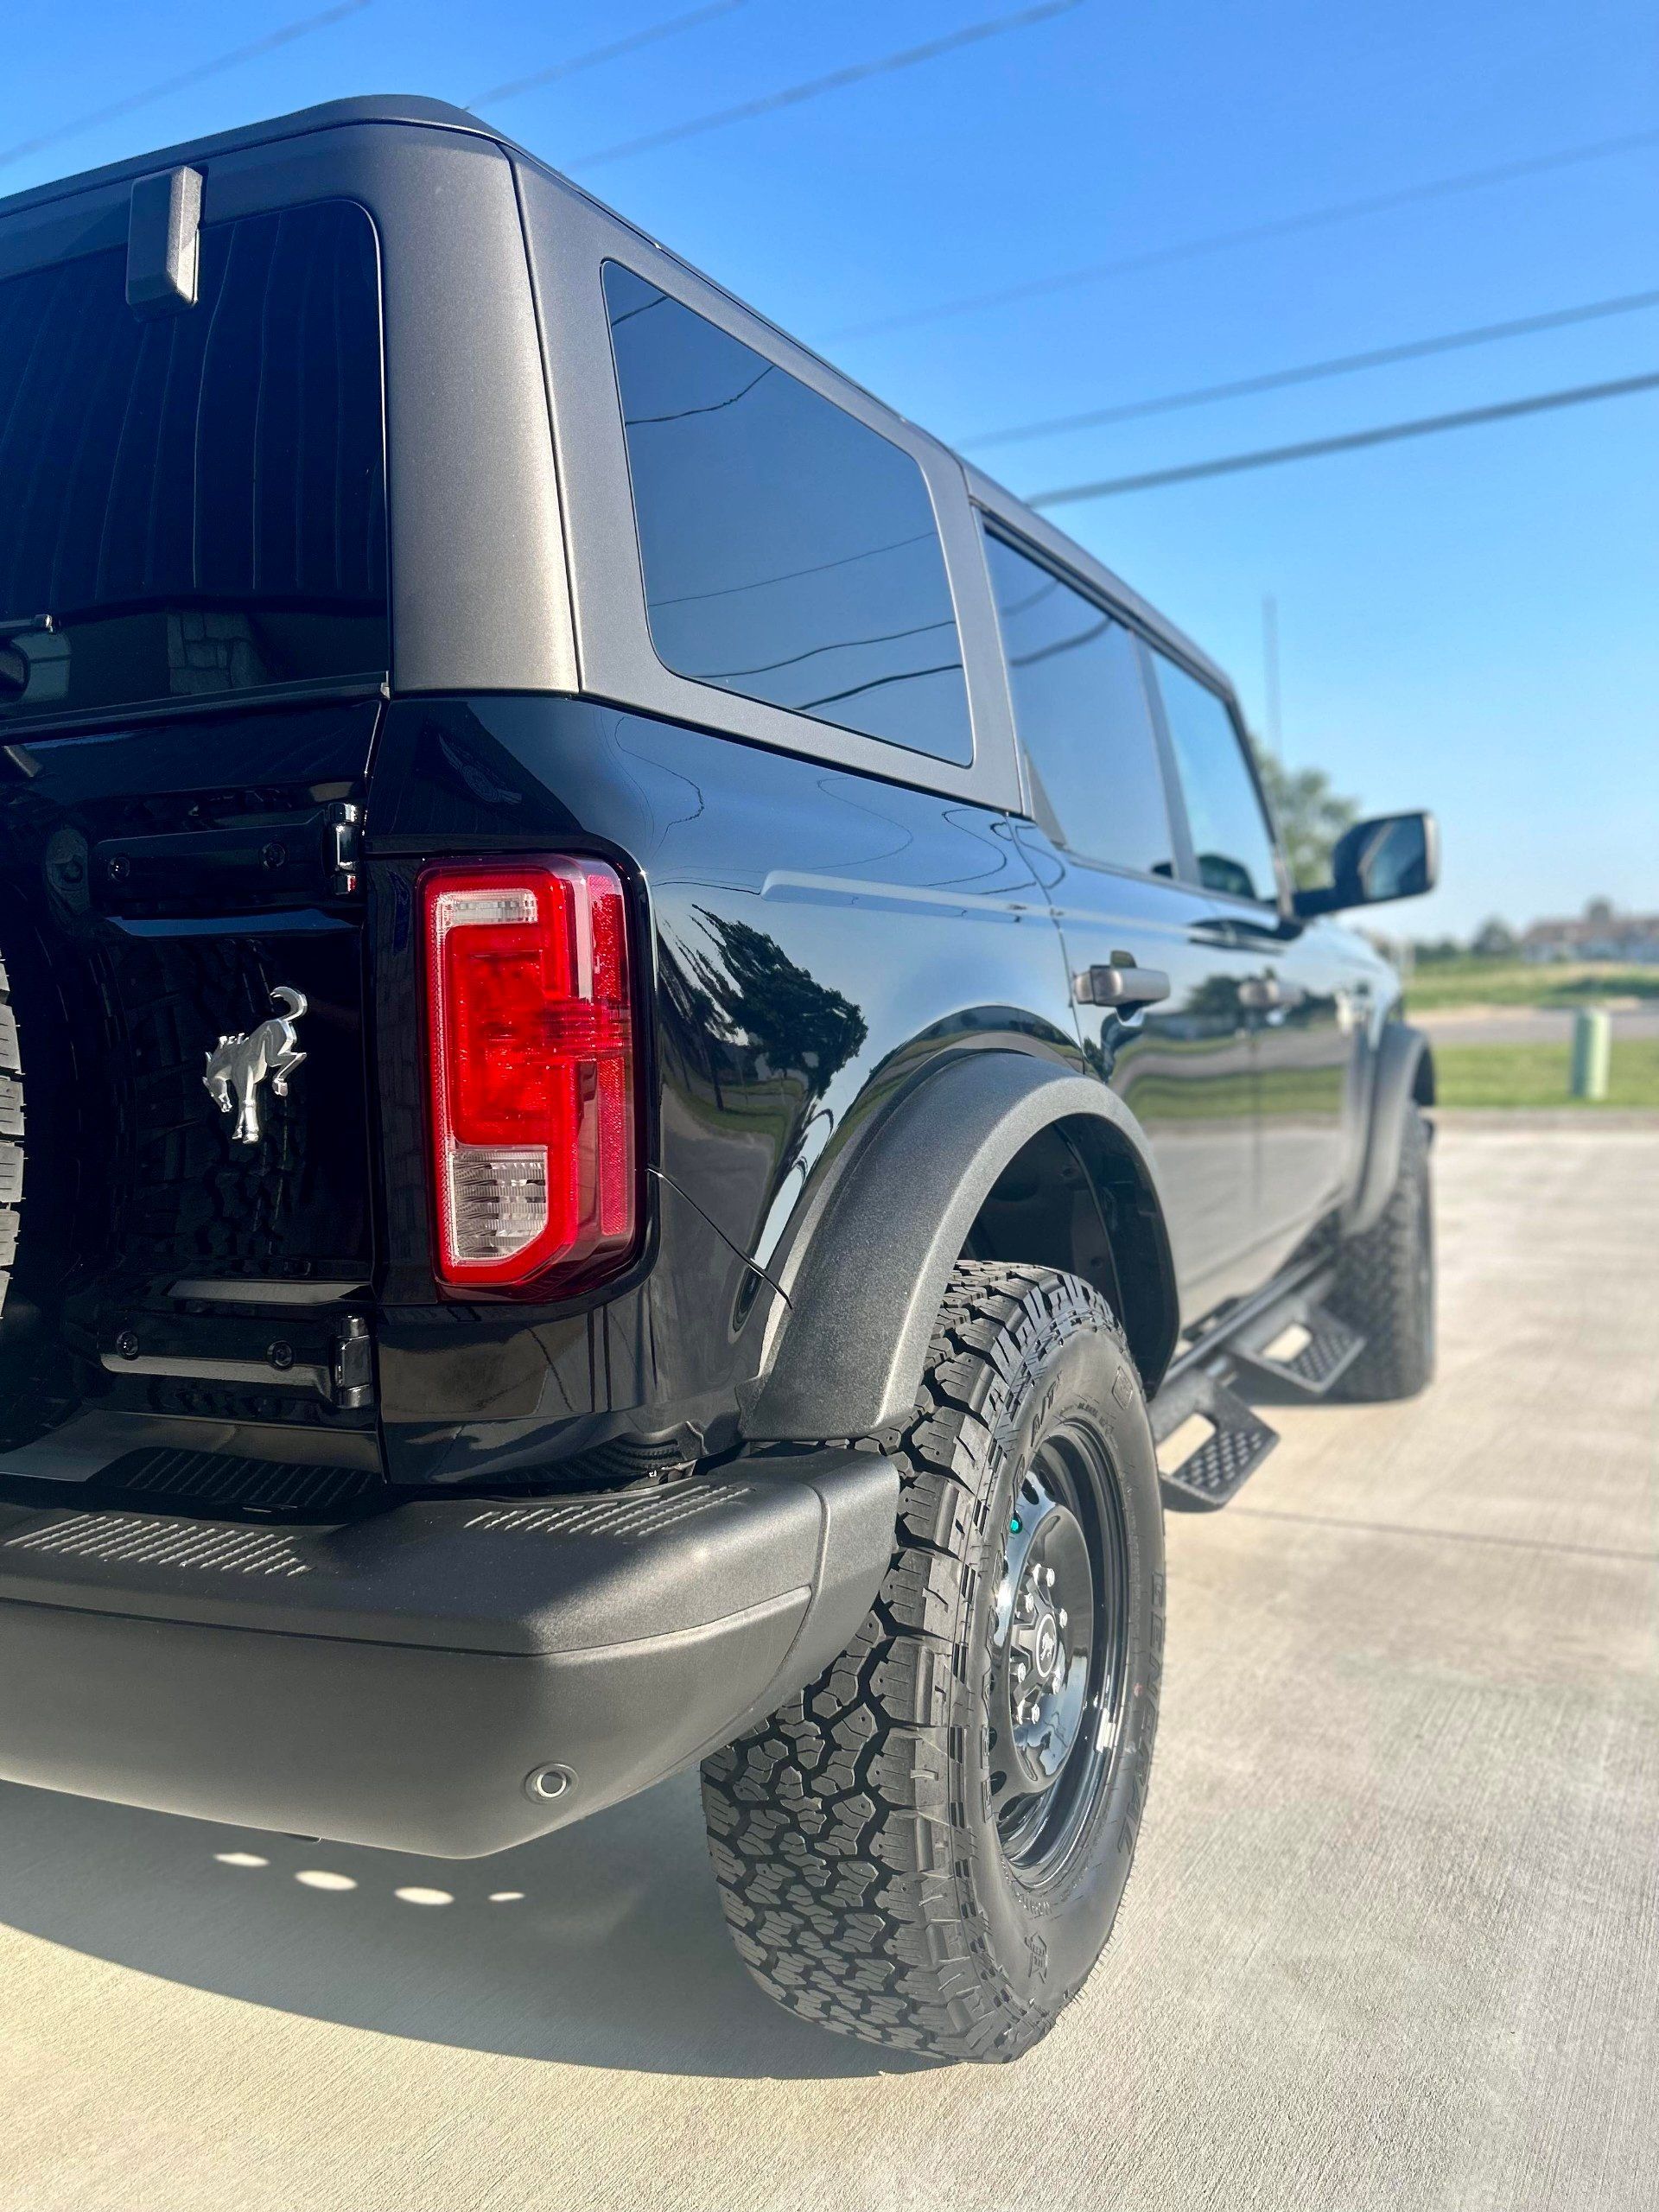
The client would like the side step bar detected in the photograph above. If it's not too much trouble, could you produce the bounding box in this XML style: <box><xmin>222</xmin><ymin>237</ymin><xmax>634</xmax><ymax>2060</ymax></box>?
<box><xmin>1150</xmin><ymin>1367</ymin><xmax>1279</xmax><ymax>1513</ymax></box>
<box><xmin>1231</xmin><ymin>1291</ymin><xmax>1363</xmax><ymax>1398</ymax></box>
<box><xmin>1149</xmin><ymin>1268</ymin><xmax>1369</xmax><ymax>1512</ymax></box>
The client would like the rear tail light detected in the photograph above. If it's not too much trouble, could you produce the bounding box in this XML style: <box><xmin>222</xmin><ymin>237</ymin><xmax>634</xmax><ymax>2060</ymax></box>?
<box><xmin>421</xmin><ymin>860</ymin><xmax>639</xmax><ymax>1293</ymax></box>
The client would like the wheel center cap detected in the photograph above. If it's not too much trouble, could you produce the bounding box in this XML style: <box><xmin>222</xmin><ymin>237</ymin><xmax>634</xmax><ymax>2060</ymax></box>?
<box><xmin>1035</xmin><ymin>1616</ymin><xmax>1059</xmax><ymax>1676</ymax></box>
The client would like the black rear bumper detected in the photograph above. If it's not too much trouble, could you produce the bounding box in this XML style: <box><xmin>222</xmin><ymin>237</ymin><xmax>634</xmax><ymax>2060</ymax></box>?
<box><xmin>0</xmin><ymin>1448</ymin><xmax>896</xmax><ymax>1857</ymax></box>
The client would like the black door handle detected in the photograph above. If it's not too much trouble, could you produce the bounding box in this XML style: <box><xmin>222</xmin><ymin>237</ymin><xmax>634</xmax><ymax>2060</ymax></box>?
<box><xmin>1073</xmin><ymin>962</ymin><xmax>1172</xmax><ymax>1010</ymax></box>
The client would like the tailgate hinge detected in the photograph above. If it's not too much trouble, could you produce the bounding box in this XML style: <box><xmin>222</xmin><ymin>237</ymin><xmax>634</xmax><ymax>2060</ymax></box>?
<box><xmin>328</xmin><ymin>802</ymin><xmax>362</xmax><ymax>898</ymax></box>
<box><xmin>333</xmin><ymin>1315</ymin><xmax>373</xmax><ymax>1409</ymax></box>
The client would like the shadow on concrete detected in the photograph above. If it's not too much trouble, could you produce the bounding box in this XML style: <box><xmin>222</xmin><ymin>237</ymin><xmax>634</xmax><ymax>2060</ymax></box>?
<box><xmin>0</xmin><ymin>1770</ymin><xmax>928</xmax><ymax>2081</ymax></box>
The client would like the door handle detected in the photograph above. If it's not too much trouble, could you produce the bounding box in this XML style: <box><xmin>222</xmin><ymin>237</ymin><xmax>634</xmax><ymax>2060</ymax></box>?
<box><xmin>1238</xmin><ymin>974</ymin><xmax>1305</xmax><ymax>1013</ymax></box>
<box><xmin>1073</xmin><ymin>961</ymin><xmax>1172</xmax><ymax>1011</ymax></box>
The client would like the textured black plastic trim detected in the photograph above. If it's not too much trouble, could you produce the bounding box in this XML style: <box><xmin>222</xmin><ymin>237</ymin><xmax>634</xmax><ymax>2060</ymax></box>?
<box><xmin>91</xmin><ymin>1447</ymin><xmax>382</xmax><ymax>1519</ymax></box>
<box><xmin>1348</xmin><ymin>1022</ymin><xmax>1433</xmax><ymax>1237</ymax></box>
<box><xmin>0</xmin><ymin>1446</ymin><xmax>897</xmax><ymax>1854</ymax></box>
<box><xmin>740</xmin><ymin>1053</ymin><xmax>1176</xmax><ymax>1440</ymax></box>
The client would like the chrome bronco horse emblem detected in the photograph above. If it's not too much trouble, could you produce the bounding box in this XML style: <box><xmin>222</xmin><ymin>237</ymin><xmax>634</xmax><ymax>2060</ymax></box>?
<box><xmin>203</xmin><ymin>986</ymin><xmax>308</xmax><ymax>1145</ymax></box>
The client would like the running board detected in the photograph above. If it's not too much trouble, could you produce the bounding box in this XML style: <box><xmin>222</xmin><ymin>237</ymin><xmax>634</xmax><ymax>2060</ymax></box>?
<box><xmin>1232</xmin><ymin>1291</ymin><xmax>1363</xmax><ymax>1398</ymax></box>
<box><xmin>1150</xmin><ymin>1368</ymin><xmax>1280</xmax><ymax>1513</ymax></box>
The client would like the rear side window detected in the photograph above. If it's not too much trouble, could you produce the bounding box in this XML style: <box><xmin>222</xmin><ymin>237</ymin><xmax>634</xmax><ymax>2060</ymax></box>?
<box><xmin>1151</xmin><ymin>652</ymin><xmax>1279</xmax><ymax>905</ymax></box>
<box><xmin>602</xmin><ymin>260</ymin><xmax>973</xmax><ymax>765</ymax></box>
<box><xmin>982</xmin><ymin>528</ymin><xmax>1174</xmax><ymax>879</ymax></box>
<box><xmin>0</xmin><ymin>200</ymin><xmax>387</xmax><ymax>726</ymax></box>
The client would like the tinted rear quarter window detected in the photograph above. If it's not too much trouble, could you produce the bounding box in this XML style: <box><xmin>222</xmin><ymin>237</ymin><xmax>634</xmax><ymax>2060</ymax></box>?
<box><xmin>602</xmin><ymin>260</ymin><xmax>973</xmax><ymax>765</ymax></box>
<box><xmin>0</xmin><ymin>200</ymin><xmax>387</xmax><ymax>725</ymax></box>
<box><xmin>1151</xmin><ymin>652</ymin><xmax>1279</xmax><ymax>904</ymax></box>
<box><xmin>983</xmin><ymin>528</ymin><xmax>1174</xmax><ymax>879</ymax></box>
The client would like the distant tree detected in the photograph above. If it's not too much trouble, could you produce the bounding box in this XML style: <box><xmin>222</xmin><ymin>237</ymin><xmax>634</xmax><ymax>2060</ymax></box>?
<box><xmin>1413</xmin><ymin>936</ymin><xmax>1465</xmax><ymax>964</ymax></box>
<box><xmin>1255</xmin><ymin>753</ymin><xmax>1361</xmax><ymax>890</ymax></box>
<box><xmin>1471</xmin><ymin>917</ymin><xmax>1518</xmax><ymax>960</ymax></box>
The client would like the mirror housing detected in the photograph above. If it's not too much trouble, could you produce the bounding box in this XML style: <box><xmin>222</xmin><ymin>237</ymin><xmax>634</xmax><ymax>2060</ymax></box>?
<box><xmin>1294</xmin><ymin>810</ymin><xmax>1440</xmax><ymax>918</ymax></box>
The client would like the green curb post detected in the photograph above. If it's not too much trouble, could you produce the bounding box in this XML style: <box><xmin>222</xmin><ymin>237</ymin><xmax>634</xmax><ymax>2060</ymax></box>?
<box><xmin>1570</xmin><ymin>1007</ymin><xmax>1611</xmax><ymax>1101</ymax></box>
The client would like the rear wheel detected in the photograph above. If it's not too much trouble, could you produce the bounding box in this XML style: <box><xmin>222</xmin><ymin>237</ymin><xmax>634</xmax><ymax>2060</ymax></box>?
<box><xmin>1332</xmin><ymin>1103</ymin><xmax>1435</xmax><ymax>1402</ymax></box>
<box><xmin>701</xmin><ymin>1262</ymin><xmax>1164</xmax><ymax>2062</ymax></box>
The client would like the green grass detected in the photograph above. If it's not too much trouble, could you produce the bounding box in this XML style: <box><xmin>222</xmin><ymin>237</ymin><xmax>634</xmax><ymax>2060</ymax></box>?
<box><xmin>1406</xmin><ymin>958</ymin><xmax>1659</xmax><ymax>1013</ymax></box>
<box><xmin>1433</xmin><ymin>1039</ymin><xmax>1659</xmax><ymax>1109</ymax></box>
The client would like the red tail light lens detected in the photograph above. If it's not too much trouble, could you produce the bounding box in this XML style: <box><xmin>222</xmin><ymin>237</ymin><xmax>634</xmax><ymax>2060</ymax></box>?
<box><xmin>421</xmin><ymin>860</ymin><xmax>638</xmax><ymax>1292</ymax></box>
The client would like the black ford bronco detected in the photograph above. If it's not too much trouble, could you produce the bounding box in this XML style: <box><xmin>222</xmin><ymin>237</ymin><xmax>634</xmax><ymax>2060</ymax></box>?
<box><xmin>0</xmin><ymin>99</ymin><xmax>1439</xmax><ymax>2063</ymax></box>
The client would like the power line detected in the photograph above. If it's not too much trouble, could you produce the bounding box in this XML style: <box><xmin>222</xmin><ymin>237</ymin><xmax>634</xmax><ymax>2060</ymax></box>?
<box><xmin>472</xmin><ymin>1</ymin><xmax>752</xmax><ymax>111</ymax></box>
<box><xmin>0</xmin><ymin>1</ymin><xmax>371</xmax><ymax>173</ymax></box>
<box><xmin>571</xmin><ymin>0</ymin><xmax>1087</xmax><ymax>169</ymax></box>
<box><xmin>827</xmin><ymin>124</ymin><xmax>1659</xmax><ymax>341</ymax></box>
<box><xmin>1024</xmin><ymin>369</ymin><xmax>1659</xmax><ymax>505</ymax></box>
<box><xmin>963</xmin><ymin>288</ymin><xmax>1659</xmax><ymax>449</ymax></box>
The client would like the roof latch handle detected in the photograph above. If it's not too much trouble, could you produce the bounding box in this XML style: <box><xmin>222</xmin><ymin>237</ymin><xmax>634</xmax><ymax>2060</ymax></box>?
<box><xmin>126</xmin><ymin>165</ymin><xmax>203</xmax><ymax>317</ymax></box>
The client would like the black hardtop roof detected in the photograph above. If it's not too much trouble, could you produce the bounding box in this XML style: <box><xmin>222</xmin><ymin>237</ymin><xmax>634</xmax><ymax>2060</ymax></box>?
<box><xmin>0</xmin><ymin>93</ymin><xmax>1231</xmax><ymax>700</ymax></box>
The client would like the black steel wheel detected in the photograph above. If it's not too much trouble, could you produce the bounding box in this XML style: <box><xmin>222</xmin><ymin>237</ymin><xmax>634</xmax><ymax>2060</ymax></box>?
<box><xmin>702</xmin><ymin>1262</ymin><xmax>1166</xmax><ymax>2062</ymax></box>
<box><xmin>990</xmin><ymin>1421</ymin><xmax>1131</xmax><ymax>1885</ymax></box>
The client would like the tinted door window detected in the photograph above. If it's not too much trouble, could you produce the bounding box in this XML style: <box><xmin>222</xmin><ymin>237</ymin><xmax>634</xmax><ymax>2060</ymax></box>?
<box><xmin>1153</xmin><ymin>653</ymin><xmax>1279</xmax><ymax>904</ymax></box>
<box><xmin>603</xmin><ymin>261</ymin><xmax>972</xmax><ymax>764</ymax></box>
<box><xmin>0</xmin><ymin>201</ymin><xmax>387</xmax><ymax>725</ymax></box>
<box><xmin>982</xmin><ymin>529</ymin><xmax>1173</xmax><ymax>878</ymax></box>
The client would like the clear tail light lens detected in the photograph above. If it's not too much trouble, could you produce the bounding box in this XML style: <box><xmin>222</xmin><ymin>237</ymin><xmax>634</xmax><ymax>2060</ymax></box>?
<box><xmin>421</xmin><ymin>860</ymin><xmax>638</xmax><ymax>1293</ymax></box>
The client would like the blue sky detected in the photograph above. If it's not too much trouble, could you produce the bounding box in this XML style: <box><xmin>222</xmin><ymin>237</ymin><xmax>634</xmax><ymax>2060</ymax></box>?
<box><xmin>7</xmin><ymin>0</ymin><xmax>1657</xmax><ymax>936</ymax></box>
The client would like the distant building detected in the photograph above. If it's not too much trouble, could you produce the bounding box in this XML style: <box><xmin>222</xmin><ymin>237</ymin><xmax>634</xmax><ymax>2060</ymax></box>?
<box><xmin>1521</xmin><ymin>901</ymin><xmax>1659</xmax><ymax>964</ymax></box>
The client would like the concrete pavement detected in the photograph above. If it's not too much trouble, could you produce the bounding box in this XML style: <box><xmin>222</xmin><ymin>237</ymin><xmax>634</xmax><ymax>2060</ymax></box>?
<box><xmin>2</xmin><ymin>1117</ymin><xmax>1656</xmax><ymax>2212</ymax></box>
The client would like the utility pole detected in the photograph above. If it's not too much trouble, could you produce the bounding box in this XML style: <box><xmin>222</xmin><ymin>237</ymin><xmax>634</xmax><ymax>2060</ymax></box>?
<box><xmin>1262</xmin><ymin>593</ymin><xmax>1282</xmax><ymax>759</ymax></box>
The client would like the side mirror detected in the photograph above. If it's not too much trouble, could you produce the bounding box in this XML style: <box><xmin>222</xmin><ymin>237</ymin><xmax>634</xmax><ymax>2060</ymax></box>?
<box><xmin>1294</xmin><ymin>810</ymin><xmax>1440</xmax><ymax>918</ymax></box>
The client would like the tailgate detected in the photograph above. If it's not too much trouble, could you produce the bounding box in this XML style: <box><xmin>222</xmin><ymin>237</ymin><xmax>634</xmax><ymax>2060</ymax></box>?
<box><xmin>0</xmin><ymin>697</ymin><xmax>385</xmax><ymax>1494</ymax></box>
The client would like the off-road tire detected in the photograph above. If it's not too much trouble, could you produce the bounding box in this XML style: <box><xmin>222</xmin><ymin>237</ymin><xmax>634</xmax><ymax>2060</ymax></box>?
<box><xmin>702</xmin><ymin>1262</ymin><xmax>1164</xmax><ymax>2063</ymax></box>
<box><xmin>1331</xmin><ymin>1103</ymin><xmax>1434</xmax><ymax>1401</ymax></box>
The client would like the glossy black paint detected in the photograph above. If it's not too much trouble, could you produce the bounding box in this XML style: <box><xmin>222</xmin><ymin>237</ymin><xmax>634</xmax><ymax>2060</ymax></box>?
<box><xmin>364</xmin><ymin>694</ymin><xmax>1078</xmax><ymax>1485</ymax></box>
<box><xmin>359</xmin><ymin>692</ymin><xmax>1400</xmax><ymax>1490</ymax></box>
<box><xmin>0</xmin><ymin>683</ymin><xmax>1401</xmax><ymax>1499</ymax></box>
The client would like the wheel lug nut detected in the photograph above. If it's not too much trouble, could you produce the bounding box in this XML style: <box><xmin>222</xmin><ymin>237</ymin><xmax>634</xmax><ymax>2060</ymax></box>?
<box><xmin>1058</xmin><ymin>1608</ymin><xmax>1067</xmax><ymax>1628</ymax></box>
<box><xmin>1044</xmin><ymin>1567</ymin><xmax>1055</xmax><ymax>1588</ymax></box>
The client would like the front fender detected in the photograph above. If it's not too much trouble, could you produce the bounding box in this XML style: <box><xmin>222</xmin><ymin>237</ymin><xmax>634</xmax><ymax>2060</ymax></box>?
<box><xmin>738</xmin><ymin>1052</ymin><xmax>1178</xmax><ymax>1441</ymax></box>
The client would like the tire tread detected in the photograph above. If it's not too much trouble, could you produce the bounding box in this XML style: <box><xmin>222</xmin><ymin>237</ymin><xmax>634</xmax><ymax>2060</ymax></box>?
<box><xmin>702</xmin><ymin>1262</ymin><xmax>1150</xmax><ymax>2061</ymax></box>
<box><xmin>1332</xmin><ymin>1104</ymin><xmax>1433</xmax><ymax>1401</ymax></box>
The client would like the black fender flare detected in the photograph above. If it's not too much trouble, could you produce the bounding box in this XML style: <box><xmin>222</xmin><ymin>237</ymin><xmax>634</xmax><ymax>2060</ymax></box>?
<box><xmin>1347</xmin><ymin>1020</ymin><xmax>1435</xmax><ymax>1237</ymax></box>
<box><xmin>738</xmin><ymin>1052</ymin><xmax>1179</xmax><ymax>1442</ymax></box>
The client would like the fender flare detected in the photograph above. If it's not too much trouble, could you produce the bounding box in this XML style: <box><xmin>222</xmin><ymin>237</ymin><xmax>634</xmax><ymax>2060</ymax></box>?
<box><xmin>1347</xmin><ymin>1020</ymin><xmax>1435</xmax><ymax>1237</ymax></box>
<box><xmin>738</xmin><ymin>1052</ymin><xmax>1179</xmax><ymax>1442</ymax></box>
